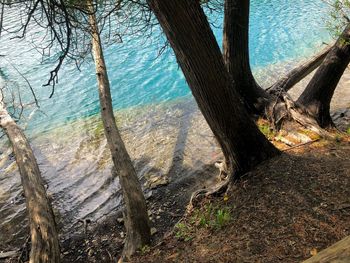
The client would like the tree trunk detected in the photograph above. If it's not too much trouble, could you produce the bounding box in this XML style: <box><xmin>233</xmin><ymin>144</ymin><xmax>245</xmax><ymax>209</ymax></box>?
<box><xmin>303</xmin><ymin>235</ymin><xmax>350</xmax><ymax>263</ymax></box>
<box><xmin>148</xmin><ymin>0</ymin><xmax>280</xmax><ymax>178</ymax></box>
<box><xmin>267</xmin><ymin>45</ymin><xmax>331</xmax><ymax>94</ymax></box>
<box><xmin>297</xmin><ymin>23</ymin><xmax>350</xmax><ymax>128</ymax></box>
<box><xmin>222</xmin><ymin>0</ymin><xmax>269</xmax><ymax>114</ymax></box>
<box><xmin>0</xmin><ymin>103</ymin><xmax>60</xmax><ymax>263</ymax></box>
<box><xmin>87</xmin><ymin>2</ymin><xmax>150</xmax><ymax>259</ymax></box>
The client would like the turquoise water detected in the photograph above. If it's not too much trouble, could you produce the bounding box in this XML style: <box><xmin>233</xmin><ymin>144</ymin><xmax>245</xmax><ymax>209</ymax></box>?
<box><xmin>0</xmin><ymin>0</ymin><xmax>330</xmax><ymax>134</ymax></box>
<box><xmin>0</xmin><ymin>0</ymin><xmax>333</xmax><ymax>250</ymax></box>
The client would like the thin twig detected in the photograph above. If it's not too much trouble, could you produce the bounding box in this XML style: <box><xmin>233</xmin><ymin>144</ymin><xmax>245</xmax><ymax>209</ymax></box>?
<box><xmin>282</xmin><ymin>139</ymin><xmax>320</xmax><ymax>152</ymax></box>
<box><xmin>3</xmin><ymin>57</ymin><xmax>39</xmax><ymax>107</ymax></box>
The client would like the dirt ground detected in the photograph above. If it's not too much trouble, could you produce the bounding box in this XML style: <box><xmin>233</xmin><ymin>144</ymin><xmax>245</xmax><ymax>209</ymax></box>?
<box><xmin>132</xmin><ymin>135</ymin><xmax>350</xmax><ymax>263</ymax></box>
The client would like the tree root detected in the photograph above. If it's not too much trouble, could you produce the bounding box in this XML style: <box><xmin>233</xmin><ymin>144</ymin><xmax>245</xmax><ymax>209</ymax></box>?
<box><xmin>266</xmin><ymin>92</ymin><xmax>330</xmax><ymax>138</ymax></box>
<box><xmin>187</xmin><ymin>162</ymin><xmax>231</xmax><ymax>213</ymax></box>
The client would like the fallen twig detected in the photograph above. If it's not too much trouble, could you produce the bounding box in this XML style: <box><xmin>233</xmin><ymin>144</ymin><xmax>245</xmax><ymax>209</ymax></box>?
<box><xmin>282</xmin><ymin>139</ymin><xmax>320</xmax><ymax>152</ymax></box>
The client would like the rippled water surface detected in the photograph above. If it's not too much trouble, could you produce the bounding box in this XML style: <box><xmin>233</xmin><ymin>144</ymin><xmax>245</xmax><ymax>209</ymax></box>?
<box><xmin>0</xmin><ymin>0</ymin><xmax>335</xmax><ymax>249</ymax></box>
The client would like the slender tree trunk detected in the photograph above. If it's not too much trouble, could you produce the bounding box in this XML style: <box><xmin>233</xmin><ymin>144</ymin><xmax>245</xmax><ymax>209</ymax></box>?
<box><xmin>222</xmin><ymin>0</ymin><xmax>269</xmax><ymax>114</ymax></box>
<box><xmin>87</xmin><ymin>2</ymin><xmax>150</xmax><ymax>258</ymax></box>
<box><xmin>148</xmin><ymin>0</ymin><xmax>280</xmax><ymax>178</ymax></box>
<box><xmin>0</xmin><ymin>3</ymin><xmax>4</xmax><ymax>37</ymax></box>
<box><xmin>297</xmin><ymin>23</ymin><xmax>350</xmax><ymax>128</ymax></box>
<box><xmin>0</xmin><ymin>103</ymin><xmax>60</xmax><ymax>263</ymax></box>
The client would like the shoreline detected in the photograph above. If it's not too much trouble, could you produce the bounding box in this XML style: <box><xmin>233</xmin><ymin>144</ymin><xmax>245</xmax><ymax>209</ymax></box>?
<box><xmin>0</xmin><ymin>54</ymin><xmax>349</xmax><ymax>252</ymax></box>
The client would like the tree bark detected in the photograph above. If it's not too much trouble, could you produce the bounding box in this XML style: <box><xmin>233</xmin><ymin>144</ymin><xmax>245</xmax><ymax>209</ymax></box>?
<box><xmin>148</xmin><ymin>0</ymin><xmax>280</xmax><ymax>178</ymax></box>
<box><xmin>222</xmin><ymin>0</ymin><xmax>270</xmax><ymax>114</ymax></box>
<box><xmin>303</xmin><ymin>235</ymin><xmax>350</xmax><ymax>263</ymax></box>
<box><xmin>267</xmin><ymin>45</ymin><xmax>331</xmax><ymax>94</ymax></box>
<box><xmin>297</xmin><ymin>23</ymin><xmax>350</xmax><ymax>128</ymax></box>
<box><xmin>87</xmin><ymin>2</ymin><xmax>150</xmax><ymax>258</ymax></box>
<box><xmin>0</xmin><ymin>103</ymin><xmax>60</xmax><ymax>263</ymax></box>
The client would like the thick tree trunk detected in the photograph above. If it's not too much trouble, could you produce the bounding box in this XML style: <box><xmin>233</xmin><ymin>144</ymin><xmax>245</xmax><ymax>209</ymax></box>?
<box><xmin>297</xmin><ymin>23</ymin><xmax>350</xmax><ymax>128</ymax></box>
<box><xmin>87</xmin><ymin>2</ymin><xmax>150</xmax><ymax>259</ymax></box>
<box><xmin>222</xmin><ymin>0</ymin><xmax>269</xmax><ymax>114</ymax></box>
<box><xmin>148</xmin><ymin>0</ymin><xmax>280</xmax><ymax>178</ymax></box>
<box><xmin>0</xmin><ymin>103</ymin><xmax>60</xmax><ymax>263</ymax></box>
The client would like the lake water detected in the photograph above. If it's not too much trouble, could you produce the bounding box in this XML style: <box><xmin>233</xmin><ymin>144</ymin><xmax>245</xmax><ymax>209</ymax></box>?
<box><xmin>0</xmin><ymin>0</ymin><xmax>333</xmax><ymax>250</ymax></box>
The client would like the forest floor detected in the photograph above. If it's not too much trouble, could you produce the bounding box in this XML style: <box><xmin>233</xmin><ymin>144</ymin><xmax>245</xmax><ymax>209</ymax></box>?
<box><xmin>132</xmin><ymin>132</ymin><xmax>350</xmax><ymax>263</ymax></box>
<box><xmin>57</xmin><ymin>115</ymin><xmax>350</xmax><ymax>263</ymax></box>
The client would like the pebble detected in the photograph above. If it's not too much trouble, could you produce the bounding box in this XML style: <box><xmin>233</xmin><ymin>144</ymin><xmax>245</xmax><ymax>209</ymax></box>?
<box><xmin>151</xmin><ymin>227</ymin><xmax>158</xmax><ymax>235</ymax></box>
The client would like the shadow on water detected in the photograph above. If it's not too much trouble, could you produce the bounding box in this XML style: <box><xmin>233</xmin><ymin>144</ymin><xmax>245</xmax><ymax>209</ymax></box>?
<box><xmin>0</xmin><ymin>97</ymin><xmax>222</xmax><ymax>253</ymax></box>
<box><xmin>167</xmin><ymin>105</ymin><xmax>194</xmax><ymax>178</ymax></box>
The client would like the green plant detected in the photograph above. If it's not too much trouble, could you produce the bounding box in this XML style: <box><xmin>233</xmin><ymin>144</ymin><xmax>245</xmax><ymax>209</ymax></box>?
<box><xmin>326</xmin><ymin>0</ymin><xmax>350</xmax><ymax>40</ymax></box>
<box><xmin>174</xmin><ymin>203</ymin><xmax>232</xmax><ymax>242</ymax></box>
<box><xmin>258</xmin><ymin>123</ymin><xmax>274</xmax><ymax>139</ymax></box>
<box><xmin>346</xmin><ymin>126</ymin><xmax>350</xmax><ymax>135</ymax></box>
<box><xmin>190</xmin><ymin>204</ymin><xmax>232</xmax><ymax>230</ymax></box>
<box><xmin>215</xmin><ymin>208</ymin><xmax>231</xmax><ymax>229</ymax></box>
<box><xmin>175</xmin><ymin>222</ymin><xmax>193</xmax><ymax>241</ymax></box>
<box><xmin>140</xmin><ymin>245</ymin><xmax>151</xmax><ymax>255</ymax></box>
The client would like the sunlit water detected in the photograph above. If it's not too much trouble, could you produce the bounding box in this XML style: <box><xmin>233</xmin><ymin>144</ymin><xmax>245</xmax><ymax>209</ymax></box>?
<box><xmin>0</xmin><ymin>0</ymin><xmax>336</xmax><ymax>249</ymax></box>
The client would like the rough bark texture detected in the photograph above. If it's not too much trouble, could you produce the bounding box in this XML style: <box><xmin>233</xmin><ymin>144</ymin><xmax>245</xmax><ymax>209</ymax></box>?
<box><xmin>222</xmin><ymin>0</ymin><xmax>269</xmax><ymax>113</ymax></box>
<box><xmin>267</xmin><ymin>45</ymin><xmax>331</xmax><ymax>94</ymax></box>
<box><xmin>148</xmin><ymin>0</ymin><xmax>280</xmax><ymax>178</ymax></box>
<box><xmin>88</xmin><ymin>3</ymin><xmax>150</xmax><ymax>258</ymax></box>
<box><xmin>0</xmin><ymin>103</ymin><xmax>60</xmax><ymax>263</ymax></box>
<box><xmin>297</xmin><ymin>24</ymin><xmax>350</xmax><ymax>128</ymax></box>
<box><xmin>303</xmin><ymin>236</ymin><xmax>350</xmax><ymax>263</ymax></box>
<box><xmin>266</xmin><ymin>93</ymin><xmax>327</xmax><ymax>137</ymax></box>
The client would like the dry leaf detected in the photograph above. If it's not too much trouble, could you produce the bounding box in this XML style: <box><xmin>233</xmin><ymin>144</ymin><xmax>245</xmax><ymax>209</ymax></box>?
<box><xmin>310</xmin><ymin>248</ymin><xmax>318</xmax><ymax>256</ymax></box>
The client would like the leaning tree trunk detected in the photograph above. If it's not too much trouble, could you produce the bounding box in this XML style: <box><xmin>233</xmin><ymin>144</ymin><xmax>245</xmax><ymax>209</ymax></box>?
<box><xmin>0</xmin><ymin>103</ymin><xmax>60</xmax><ymax>263</ymax></box>
<box><xmin>297</xmin><ymin>23</ymin><xmax>350</xmax><ymax>128</ymax></box>
<box><xmin>148</xmin><ymin>0</ymin><xmax>280</xmax><ymax>178</ymax></box>
<box><xmin>267</xmin><ymin>45</ymin><xmax>331</xmax><ymax>94</ymax></box>
<box><xmin>87</xmin><ymin>2</ymin><xmax>150</xmax><ymax>259</ymax></box>
<box><xmin>222</xmin><ymin>0</ymin><xmax>270</xmax><ymax>114</ymax></box>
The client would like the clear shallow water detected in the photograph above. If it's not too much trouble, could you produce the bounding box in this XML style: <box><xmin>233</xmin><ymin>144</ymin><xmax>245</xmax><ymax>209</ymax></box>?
<box><xmin>0</xmin><ymin>0</ymin><xmax>333</xmax><ymax>249</ymax></box>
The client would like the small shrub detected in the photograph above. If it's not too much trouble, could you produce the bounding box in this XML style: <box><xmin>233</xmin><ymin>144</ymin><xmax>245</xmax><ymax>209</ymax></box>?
<box><xmin>191</xmin><ymin>204</ymin><xmax>232</xmax><ymax>230</ymax></box>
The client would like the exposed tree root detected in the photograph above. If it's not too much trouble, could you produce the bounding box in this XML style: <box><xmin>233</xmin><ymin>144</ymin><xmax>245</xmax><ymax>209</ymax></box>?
<box><xmin>188</xmin><ymin>93</ymin><xmax>330</xmax><ymax>213</ymax></box>
<box><xmin>187</xmin><ymin>162</ymin><xmax>231</xmax><ymax>213</ymax></box>
<box><xmin>266</xmin><ymin>92</ymin><xmax>329</xmax><ymax>138</ymax></box>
